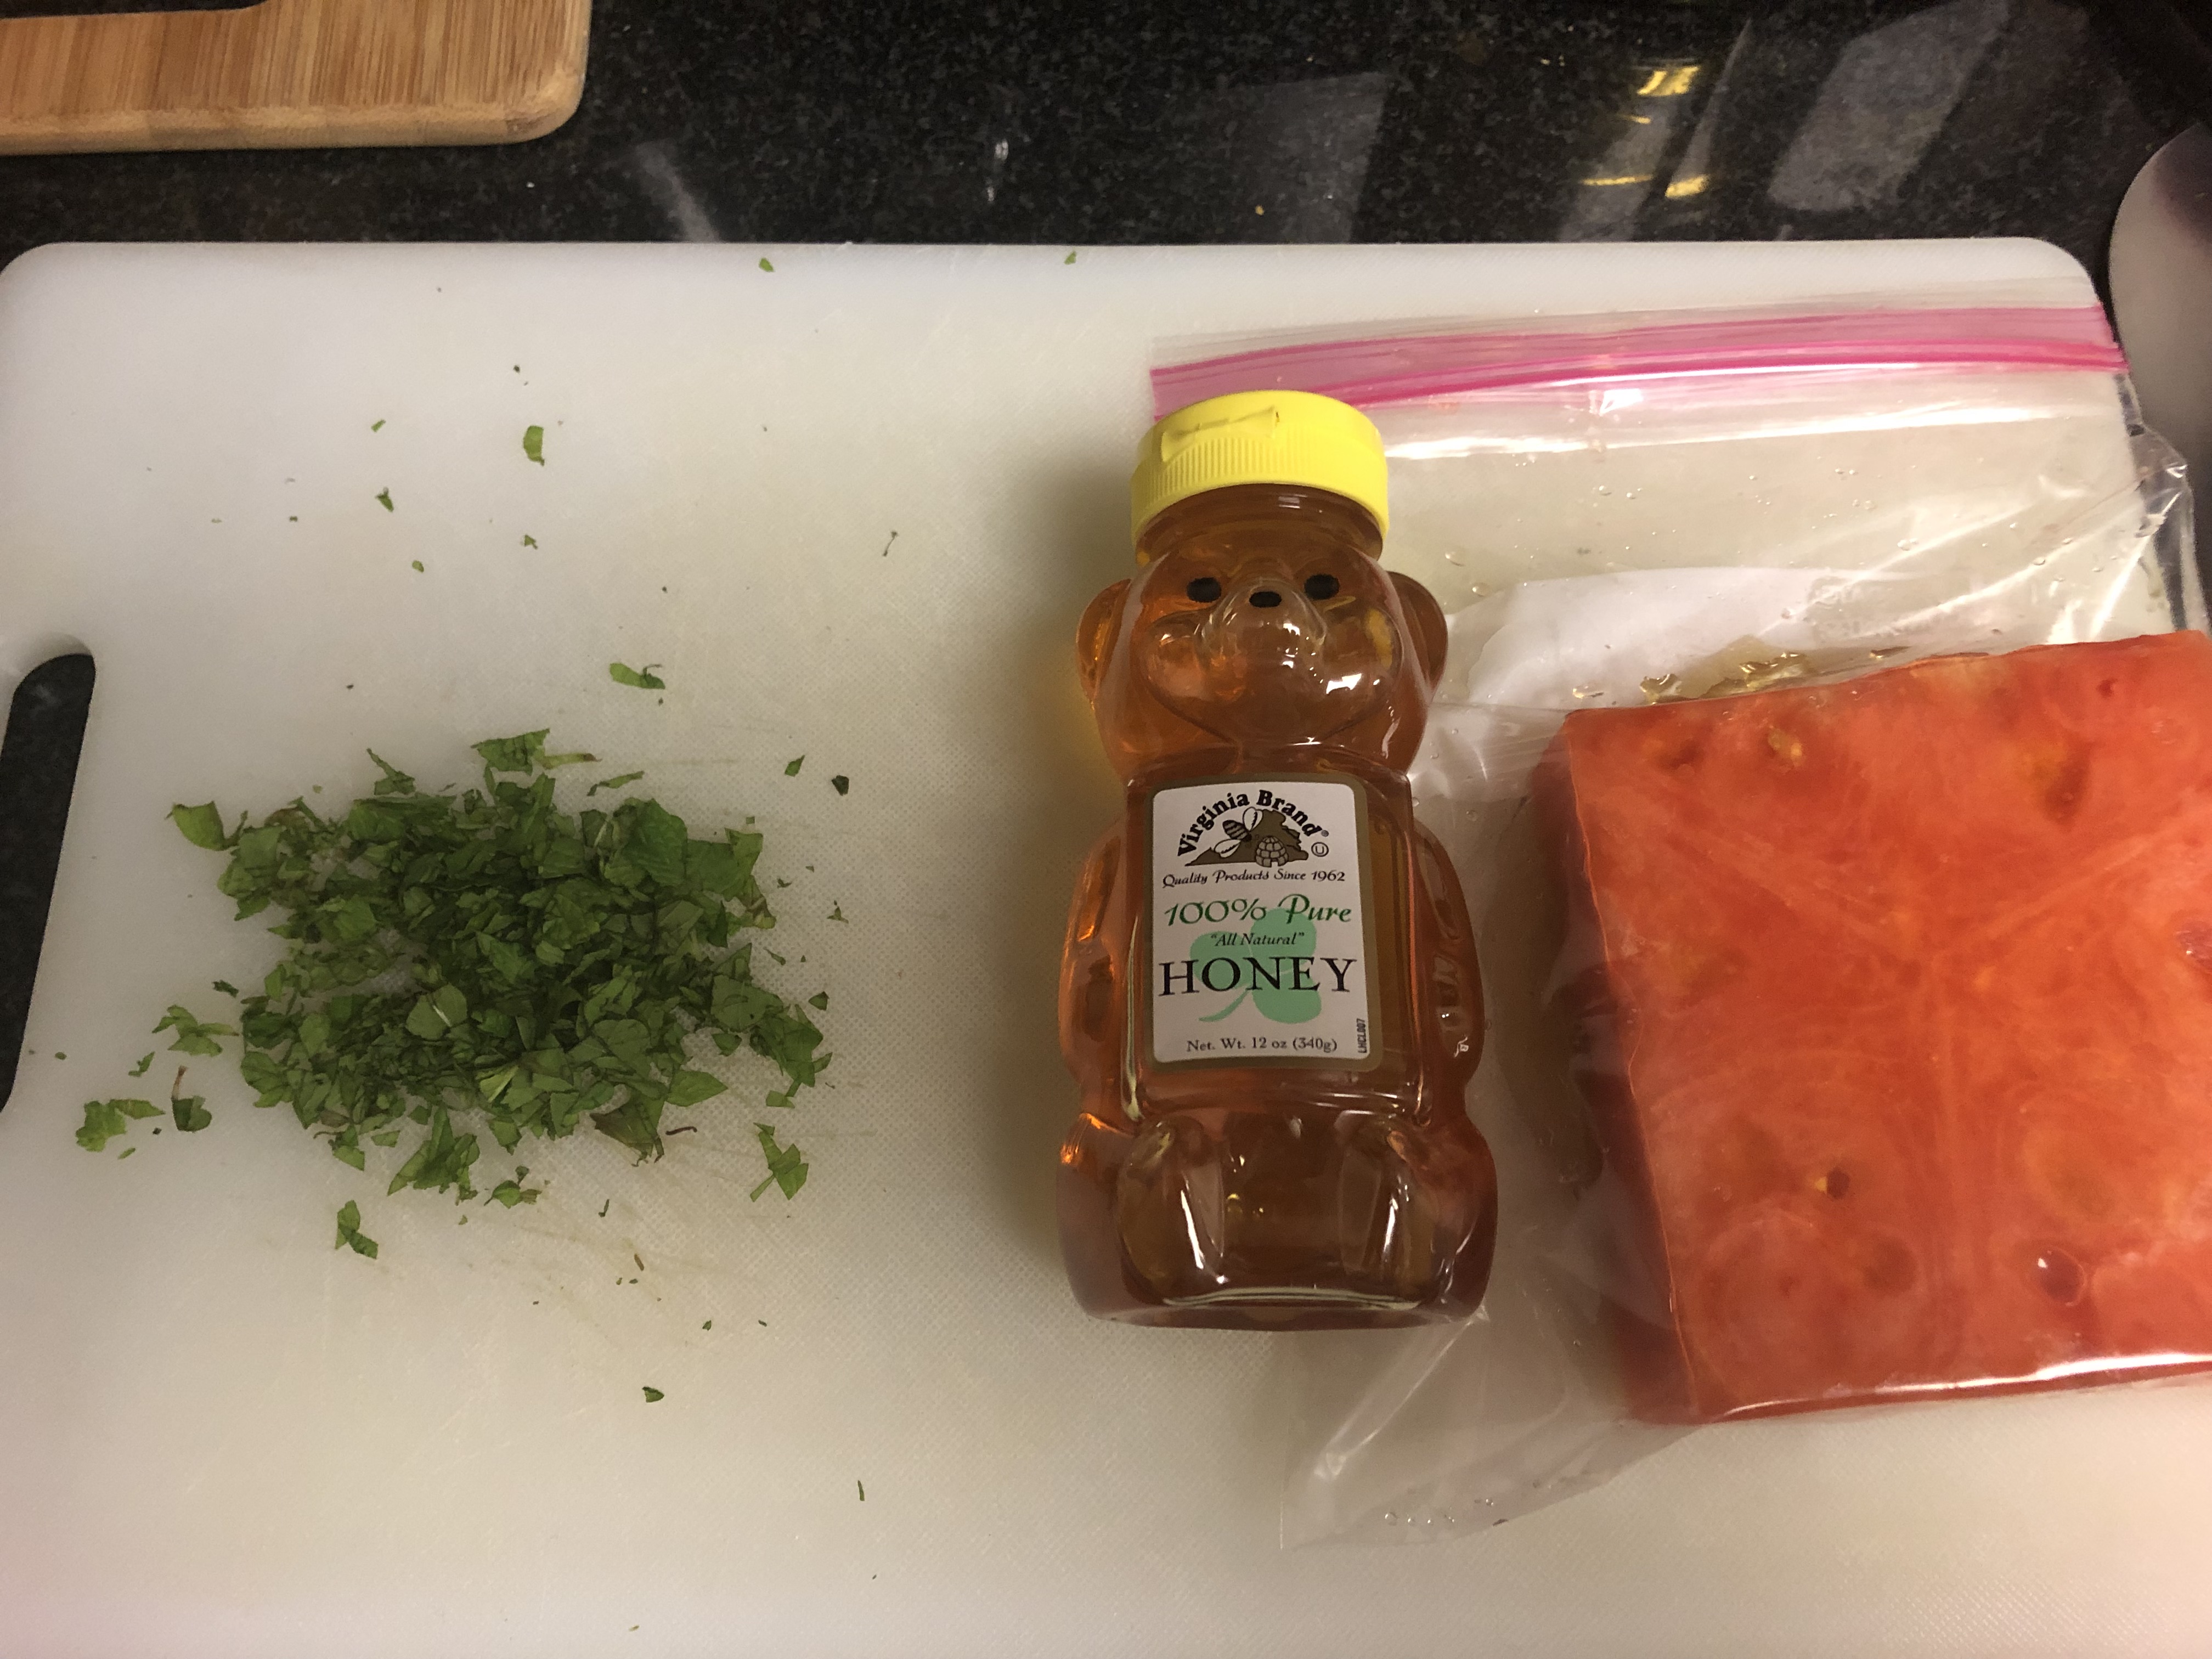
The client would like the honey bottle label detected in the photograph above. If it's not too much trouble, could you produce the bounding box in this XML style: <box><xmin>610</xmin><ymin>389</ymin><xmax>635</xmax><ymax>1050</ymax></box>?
<box><xmin>1144</xmin><ymin>775</ymin><xmax>1378</xmax><ymax>1069</ymax></box>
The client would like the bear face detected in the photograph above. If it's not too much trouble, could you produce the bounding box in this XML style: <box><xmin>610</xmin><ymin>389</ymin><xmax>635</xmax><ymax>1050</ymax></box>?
<box><xmin>1077</xmin><ymin>487</ymin><xmax>1447</xmax><ymax>777</ymax></box>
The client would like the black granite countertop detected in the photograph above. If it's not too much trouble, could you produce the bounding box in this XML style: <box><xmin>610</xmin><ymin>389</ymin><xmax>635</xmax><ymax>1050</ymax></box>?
<box><xmin>0</xmin><ymin>0</ymin><xmax>2195</xmax><ymax>268</ymax></box>
<box><xmin>0</xmin><ymin>0</ymin><xmax>2198</xmax><ymax>1097</ymax></box>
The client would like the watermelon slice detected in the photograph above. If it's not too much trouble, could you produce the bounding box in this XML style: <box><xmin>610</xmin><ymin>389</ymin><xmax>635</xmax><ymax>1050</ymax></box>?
<box><xmin>1542</xmin><ymin>632</ymin><xmax>2212</xmax><ymax>1421</ymax></box>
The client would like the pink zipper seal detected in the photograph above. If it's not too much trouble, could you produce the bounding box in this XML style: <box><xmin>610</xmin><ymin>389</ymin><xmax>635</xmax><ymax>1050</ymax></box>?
<box><xmin>1152</xmin><ymin>306</ymin><xmax>2127</xmax><ymax>417</ymax></box>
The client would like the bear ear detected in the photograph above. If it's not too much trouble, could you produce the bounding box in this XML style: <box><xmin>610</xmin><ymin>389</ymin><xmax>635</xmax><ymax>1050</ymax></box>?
<box><xmin>1390</xmin><ymin>572</ymin><xmax>1449</xmax><ymax>687</ymax></box>
<box><xmin>1076</xmin><ymin>579</ymin><xmax>1130</xmax><ymax>702</ymax></box>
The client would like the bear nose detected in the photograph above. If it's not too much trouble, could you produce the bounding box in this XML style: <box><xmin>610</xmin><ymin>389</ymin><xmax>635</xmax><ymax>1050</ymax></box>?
<box><xmin>1249</xmin><ymin>589</ymin><xmax>1283</xmax><ymax>608</ymax></box>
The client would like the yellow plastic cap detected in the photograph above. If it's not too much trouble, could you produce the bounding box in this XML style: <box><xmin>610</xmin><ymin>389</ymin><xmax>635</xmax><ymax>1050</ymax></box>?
<box><xmin>1130</xmin><ymin>390</ymin><xmax>1388</xmax><ymax>544</ymax></box>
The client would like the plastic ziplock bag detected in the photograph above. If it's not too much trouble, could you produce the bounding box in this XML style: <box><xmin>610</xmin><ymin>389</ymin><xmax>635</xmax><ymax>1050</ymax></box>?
<box><xmin>1153</xmin><ymin>289</ymin><xmax>2205</xmax><ymax>1544</ymax></box>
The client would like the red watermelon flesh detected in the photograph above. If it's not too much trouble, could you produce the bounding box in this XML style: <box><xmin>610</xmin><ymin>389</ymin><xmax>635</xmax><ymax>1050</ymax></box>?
<box><xmin>1542</xmin><ymin>631</ymin><xmax>2212</xmax><ymax>1421</ymax></box>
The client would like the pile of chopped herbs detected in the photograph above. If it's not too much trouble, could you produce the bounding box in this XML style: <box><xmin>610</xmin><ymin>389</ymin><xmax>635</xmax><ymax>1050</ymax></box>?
<box><xmin>133</xmin><ymin>730</ymin><xmax>826</xmax><ymax>1221</ymax></box>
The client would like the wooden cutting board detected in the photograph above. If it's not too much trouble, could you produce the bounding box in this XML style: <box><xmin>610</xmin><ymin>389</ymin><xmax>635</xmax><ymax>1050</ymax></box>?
<box><xmin>0</xmin><ymin>0</ymin><xmax>590</xmax><ymax>153</ymax></box>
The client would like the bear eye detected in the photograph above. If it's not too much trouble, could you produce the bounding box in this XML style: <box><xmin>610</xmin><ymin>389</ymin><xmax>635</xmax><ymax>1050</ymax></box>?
<box><xmin>1304</xmin><ymin>573</ymin><xmax>1340</xmax><ymax>601</ymax></box>
<box><xmin>1186</xmin><ymin>576</ymin><xmax>1223</xmax><ymax>603</ymax></box>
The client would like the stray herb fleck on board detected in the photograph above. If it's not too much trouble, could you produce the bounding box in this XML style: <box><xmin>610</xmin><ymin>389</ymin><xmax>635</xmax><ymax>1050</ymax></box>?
<box><xmin>831</xmin><ymin>776</ymin><xmax>849</xmax><ymax>796</ymax></box>
<box><xmin>858</xmin><ymin>1479</ymin><xmax>866</xmax><ymax>1501</ymax></box>
<box><xmin>149</xmin><ymin>730</ymin><xmax>830</xmax><ymax>1233</ymax></box>
<box><xmin>376</xmin><ymin>488</ymin><xmax>394</xmax><ymax>512</ymax></box>
<box><xmin>642</xmin><ymin>1386</ymin><xmax>665</xmax><ymax>1402</ymax></box>
<box><xmin>371</xmin><ymin>419</ymin><xmax>386</xmax><ymax>432</ymax></box>
<box><xmin>411</xmin><ymin>561</ymin><xmax>425</xmax><ymax>573</ymax></box>
<box><xmin>608</xmin><ymin>663</ymin><xmax>665</xmax><ymax>690</ymax></box>
<box><xmin>758</xmin><ymin>257</ymin><xmax>774</xmax><ymax>272</ymax></box>
<box><xmin>523</xmin><ymin>425</ymin><xmax>545</xmax><ymax>466</ymax></box>
<box><xmin>522</xmin><ymin>534</ymin><xmax>538</xmax><ymax>548</ymax></box>
<box><xmin>784</xmin><ymin>756</ymin><xmax>803</xmax><ymax>777</ymax></box>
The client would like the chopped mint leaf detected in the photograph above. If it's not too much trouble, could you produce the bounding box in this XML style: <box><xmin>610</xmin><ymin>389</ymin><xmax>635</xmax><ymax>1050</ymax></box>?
<box><xmin>523</xmin><ymin>425</ymin><xmax>545</xmax><ymax>466</ymax></box>
<box><xmin>172</xmin><ymin>1094</ymin><xmax>212</xmax><ymax>1133</ymax></box>
<box><xmin>749</xmin><ymin>1123</ymin><xmax>808</xmax><ymax>1201</ymax></box>
<box><xmin>154</xmin><ymin>1005</ymin><xmax>234</xmax><ymax>1057</ymax></box>
<box><xmin>758</xmin><ymin>257</ymin><xmax>774</xmax><ymax>272</ymax></box>
<box><xmin>588</xmin><ymin>771</ymin><xmax>646</xmax><ymax>797</ymax></box>
<box><xmin>128</xmin><ymin>1052</ymin><xmax>155</xmax><ymax>1077</ymax></box>
<box><xmin>371</xmin><ymin>419</ymin><xmax>385</xmax><ymax>432</ymax></box>
<box><xmin>376</xmin><ymin>488</ymin><xmax>393</xmax><ymax>511</ymax></box>
<box><xmin>642</xmin><ymin>1386</ymin><xmax>665</xmax><ymax>1402</ymax></box>
<box><xmin>76</xmin><ymin>1100</ymin><xmax>130</xmax><ymax>1151</ymax></box>
<box><xmin>469</xmin><ymin>729</ymin><xmax>590</xmax><ymax>773</ymax></box>
<box><xmin>784</xmin><ymin>757</ymin><xmax>803</xmax><ymax>776</ymax></box>
<box><xmin>335</xmin><ymin>1200</ymin><xmax>379</xmax><ymax>1259</ymax></box>
<box><xmin>170</xmin><ymin>802</ymin><xmax>230</xmax><ymax>850</ymax></box>
<box><xmin>608</xmin><ymin>663</ymin><xmax>666</xmax><ymax>690</ymax></box>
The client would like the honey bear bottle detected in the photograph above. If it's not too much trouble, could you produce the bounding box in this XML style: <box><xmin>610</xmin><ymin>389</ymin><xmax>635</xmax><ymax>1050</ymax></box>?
<box><xmin>1056</xmin><ymin>390</ymin><xmax>1498</xmax><ymax>1328</ymax></box>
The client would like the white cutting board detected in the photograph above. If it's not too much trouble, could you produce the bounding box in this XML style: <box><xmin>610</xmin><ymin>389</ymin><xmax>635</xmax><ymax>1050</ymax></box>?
<box><xmin>2</xmin><ymin>241</ymin><xmax>2209</xmax><ymax>1659</ymax></box>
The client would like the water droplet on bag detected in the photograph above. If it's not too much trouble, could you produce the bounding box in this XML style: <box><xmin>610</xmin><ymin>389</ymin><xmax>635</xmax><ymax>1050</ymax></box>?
<box><xmin>1596</xmin><ymin>484</ymin><xmax>1611</xmax><ymax>495</ymax></box>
